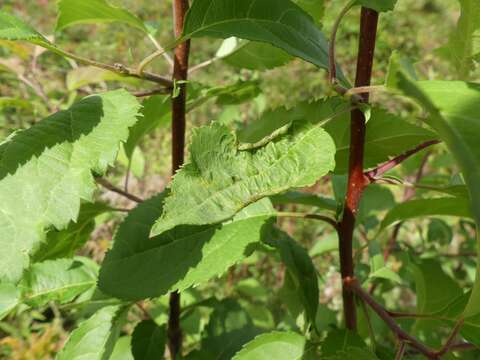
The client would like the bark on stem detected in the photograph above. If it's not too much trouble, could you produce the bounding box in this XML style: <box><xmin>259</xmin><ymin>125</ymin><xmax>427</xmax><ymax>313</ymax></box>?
<box><xmin>168</xmin><ymin>0</ymin><xmax>190</xmax><ymax>358</ymax></box>
<box><xmin>337</xmin><ymin>7</ymin><xmax>379</xmax><ymax>330</ymax></box>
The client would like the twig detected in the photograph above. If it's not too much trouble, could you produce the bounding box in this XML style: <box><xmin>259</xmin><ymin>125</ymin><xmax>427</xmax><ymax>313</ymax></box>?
<box><xmin>276</xmin><ymin>212</ymin><xmax>338</xmax><ymax>229</ymax></box>
<box><xmin>346</xmin><ymin>278</ymin><xmax>437</xmax><ymax>358</ymax></box>
<box><xmin>168</xmin><ymin>0</ymin><xmax>191</xmax><ymax>357</ymax></box>
<box><xmin>395</xmin><ymin>342</ymin><xmax>407</xmax><ymax>360</ymax></box>
<box><xmin>365</xmin><ymin>140</ymin><xmax>441</xmax><ymax>182</ymax></box>
<box><xmin>132</xmin><ymin>88</ymin><xmax>171</xmax><ymax>97</ymax></box>
<box><xmin>336</xmin><ymin>6</ymin><xmax>379</xmax><ymax>331</ymax></box>
<box><xmin>328</xmin><ymin>0</ymin><xmax>357</xmax><ymax>84</ymax></box>
<box><xmin>96</xmin><ymin>178</ymin><xmax>143</xmax><ymax>203</ymax></box>
<box><xmin>147</xmin><ymin>33</ymin><xmax>174</xmax><ymax>69</ymax></box>
<box><xmin>435</xmin><ymin>319</ymin><xmax>465</xmax><ymax>357</ymax></box>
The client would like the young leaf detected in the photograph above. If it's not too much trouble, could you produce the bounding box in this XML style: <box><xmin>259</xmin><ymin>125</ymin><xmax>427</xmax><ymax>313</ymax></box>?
<box><xmin>0</xmin><ymin>283</ymin><xmax>20</xmax><ymax>320</ymax></box>
<box><xmin>99</xmin><ymin>194</ymin><xmax>275</xmax><ymax>301</ymax></box>
<box><xmin>181</xmin><ymin>0</ymin><xmax>347</xmax><ymax>83</ymax></box>
<box><xmin>354</xmin><ymin>0</ymin><xmax>398</xmax><ymax>12</ymax></box>
<box><xmin>379</xmin><ymin>197</ymin><xmax>472</xmax><ymax>232</ymax></box>
<box><xmin>436</xmin><ymin>0</ymin><xmax>480</xmax><ymax>79</ymax></box>
<box><xmin>232</xmin><ymin>331</ymin><xmax>305</xmax><ymax>360</ymax></box>
<box><xmin>19</xmin><ymin>257</ymin><xmax>98</xmax><ymax>307</ymax></box>
<box><xmin>33</xmin><ymin>203</ymin><xmax>113</xmax><ymax>262</ymax></box>
<box><xmin>57</xmin><ymin>305</ymin><xmax>128</xmax><ymax>360</ymax></box>
<box><xmin>265</xmin><ymin>228</ymin><xmax>319</xmax><ymax>327</ymax></box>
<box><xmin>56</xmin><ymin>0</ymin><xmax>149</xmax><ymax>33</ymax></box>
<box><xmin>131</xmin><ymin>320</ymin><xmax>166</xmax><ymax>360</ymax></box>
<box><xmin>151</xmin><ymin>121</ymin><xmax>335</xmax><ymax>236</ymax></box>
<box><xmin>0</xmin><ymin>90</ymin><xmax>140</xmax><ymax>283</ymax></box>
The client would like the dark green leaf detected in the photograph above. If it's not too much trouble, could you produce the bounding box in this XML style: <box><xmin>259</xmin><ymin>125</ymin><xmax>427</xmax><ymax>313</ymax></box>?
<box><xmin>379</xmin><ymin>198</ymin><xmax>472</xmax><ymax>232</ymax></box>
<box><xmin>265</xmin><ymin>228</ymin><xmax>319</xmax><ymax>327</ymax></box>
<box><xmin>131</xmin><ymin>320</ymin><xmax>166</xmax><ymax>360</ymax></box>
<box><xmin>99</xmin><ymin>194</ymin><xmax>275</xmax><ymax>301</ymax></box>
<box><xmin>181</xmin><ymin>0</ymin><xmax>347</xmax><ymax>83</ymax></box>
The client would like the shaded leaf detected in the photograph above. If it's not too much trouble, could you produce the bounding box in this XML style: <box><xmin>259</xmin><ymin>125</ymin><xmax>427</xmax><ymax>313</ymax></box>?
<box><xmin>321</xmin><ymin>329</ymin><xmax>367</xmax><ymax>356</ymax></box>
<box><xmin>386</xmin><ymin>63</ymin><xmax>480</xmax><ymax>318</ymax></box>
<box><xmin>56</xmin><ymin>0</ymin><xmax>148</xmax><ymax>33</ymax></box>
<box><xmin>181</xmin><ymin>0</ymin><xmax>347</xmax><ymax>83</ymax></box>
<box><xmin>131</xmin><ymin>320</ymin><xmax>166</xmax><ymax>360</ymax></box>
<box><xmin>265</xmin><ymin>228</ymin><xmax>319</xmax><ymax>327</ymax></box>
<box><xmin>33</xmin><ymin>203</ymin><xmax>113</xmax><ymax>262</ymax></box>
<box><xmin>57</xmin><ymin>305</ymin><xmax>128</xmax><ymax>360</ymax></box>
<box><xmin>379</xmin><ymin>197</ymin><xmax>472</xmax><ymax>232</ymax></box>
<box><xmin>99</xmin><ymin>194</ymin><xmax>275</xmax><ymax>301</ymax></box>
<box><xmin>151</xmin><ymin>120</ymin><xmax>335</xmax><ymax>236</ymax></box>
<box><xmin>124</xmin><ymin>95</ymin><xmax>170</xmax><ymax>160</ymax></box>
<box><xmin>233</xmin><ymin>331</ymin><xmax>305</xmax><ymax>360</ymax></box>
<box><xmin>0</xmin><ymin>90</ymin><xmax>140</xmax><ymax>282</ymax></box>
<box><xmin>19</xmin><ymin>257</ymin><xmax>98</xmax><ymax>307</ymax></box>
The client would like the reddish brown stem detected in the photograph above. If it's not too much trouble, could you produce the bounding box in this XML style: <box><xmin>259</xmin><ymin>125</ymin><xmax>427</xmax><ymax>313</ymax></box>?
<box><xmin>347</xmin><ymin>279</ymin><xmax>437</xmax><ymax>358</ymax></box>
<box><xmin>168</xmin><ymin>0</ymin><xmax>191</xmax><ymax>358</ymax></box>
<box><xmin>337</xmin><ymin>7</ymin><xmax>379</xmax><ymax>330</ymax></box>
<box><xmin>365</xmin><ymin>140</ymin><xmax>440</xmax><ymax>181</ymax></box>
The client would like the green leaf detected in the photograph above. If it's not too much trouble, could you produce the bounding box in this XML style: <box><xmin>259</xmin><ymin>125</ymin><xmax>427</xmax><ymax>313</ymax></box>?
<box><xmin>354</xmin><ymin>0</ymin><xmax>398</xmax><ymax>12</ymax></box>
<box><xmin>99</xmin><ymin>194</ymin><xmax>275</xmax><ymax>301</ymax></box>
<box><xmin>386</xmin><ymin>66</ymin><xmax>480</xmax><ymax>318</ymax></box>
<box><xmin>110</xmin><ymin>337</ymin><xmax>134</xmax><ymax>360</ymax></box>
<box><xmin>294</xmin><ymin>0</ymin><xmax>325</xmax><ymax>21</ymax></box>
<box><xmin>19</xmin><ymin>257</ymin><xmax>98</xmax><ymax>307</ymax></box>
<box><xmin>379</xmin><ymin>197</ymin><xmax>472</xmax><ymax>232</ymax></box>
<box><xmin>0</xmin><ymin>283</ymin><xmax>20</xmax><ymax>320</ymax></box>
<box><xmin>309</xmin><ymin>233</ymin><xmax>338</xmax><ymax>257</ymax></box>
<box><xmin>270</xmin><ymin>191</ymin><xmax>336</xmax><ymax>212</ymax></box>
<box><xmin>124</xmin><ymin>95</ymin><xmax>171</xmax><ymax>160</ymax></box>
<box><xmin>410</xmin><ymin>259</ymin><xmax>463</xmax><ymax>314</ymax></box>
<box><xmin>222</xmin><ymin>39</ymin><xmax>293</xmax><ymax>71</ymax></box>
<box><xmin>321</xmin><ymin>329</ymin><xmax>367</xmax><ymax>356</ymax></box>
<box><xmin>181</xmin><ymin>0</ymin><xmax>347</xmax><ymax>83</ymax></box>
<box><xmin>33</xmin><ymin>203</ymin><xmax>113</xmax><ymax>262</ymax></box>
<box><xmin>266</xmin><ymin>228</ymin><xmax>319</xmax><ymax>327</ymax></box>
<box><xmin>436</xmin><ymin>0</ymin><xmax>480</xmax><ymax>79</ymax></box>
<box><xmin>233</xmin><ymin>331</ymin><xmax>305</xmax><ymax>360</ymax></box>
<box><xmin>0</xmin><ymin>89</ymin><xmax>140</xmax><ymax>283</ymax></box>
<box><xmin>56</xmin><ymin>0</ymin><xmax>149</xmax><ymax>33</ymax></box>
<box><xmin>57</xmin><ymin>305</ymin><xmax>128</xmax><ymax>360</ymax></box>
<box><xmin>131</xmin><ymin>320</ymin><xmax>166</xmax><ymax>360</ymax></box>
<box><xmin>151</xmin><ymin>120</ymin><xmax>335</xmax><ymax>236</ymax></box>
<box><xmin>0</xmin><ymin>11</ymin><xmax>53</xmax><ymax>48</ymax></box>
<box><xmin>186</xmin><ymin>299</ymin><xmax>260</xmax><ymax>360</ymax></box>
<box><xmin>328</xmin><ymin>108</ymin><xmax>437</xmax><ymax>173</ymax></box>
